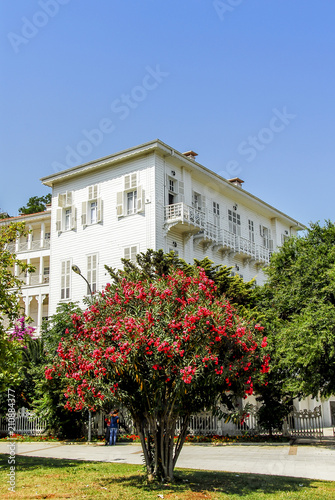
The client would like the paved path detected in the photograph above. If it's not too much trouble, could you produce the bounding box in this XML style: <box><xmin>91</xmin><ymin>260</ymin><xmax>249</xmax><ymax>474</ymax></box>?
<box><xmin>1</xmin><ymin>441</ymin><xmax>335</xmax><ymax>481</ymax></box>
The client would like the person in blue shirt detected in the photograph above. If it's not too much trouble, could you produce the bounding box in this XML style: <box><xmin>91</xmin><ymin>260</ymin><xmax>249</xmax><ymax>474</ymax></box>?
<box><xmin>109</xmin><ymin>409</ymin><xmax>119</xmax><ymax>446</ymax></box>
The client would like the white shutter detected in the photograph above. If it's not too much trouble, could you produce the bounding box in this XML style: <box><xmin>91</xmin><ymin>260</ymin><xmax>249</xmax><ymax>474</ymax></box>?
<box><xmin>131</xmin><ymin>173</ymin><xmax>137</xmax><ymax>188</ymax></box>
<box><xmin>81</xmin><ymin>202</ymin><xmax>87</xmax><ymax>226</ymax></box>
<box><xmin>259</xmin><ymin>225</ymin><xmax>264</xmax><ymax>236</ymax></box>
<box><xmin>87</xmin><ymin>255</ymin><xmax>92</xmax><ymax>285</ymax></box>
<box><xmin>116</xmin><ymin>192</ymin><xmax>124</xmax><ymax>216</ymax></box>
<box><xmin>124</xmin><ymin>247</ymin><xmax>130</xmax><ymax>260</ymax></box>
<box><xmin>88</xmin><ymin>185</ymin><xmax>98</xmax><ymax>201</ymax></box>
<box><xmin>131</xmin><ymin>246</ymin><xmax>137</xmax><ymax>262</ymax></box>
<box><xmin>125</xmin><ymin>173</ymin><xmax>137</xmax><ymax>189</ymax></box>
<box><xmin>56</xmin><ymin>209</ymin><xmax>62</xmax><ymax>231</ymax></box>
<box><xmin>70</xmin><ymin>207</ymin><xmax>76</xmax><ymax>230</ymax></box>
<box><xmin>58</xmin><ymin>194</ymin><xmax>66</xmax><ymax>207</ymax></box>
<box><xmin>66</xmin><ymin>191</ymin><xmax>72</xmax><ymax>206</ymax></box>
<box><xmin>61</xmin><ymin>261</ymin><xmax>65</xmax><ymax>299</ymax></box>
<box><xmin>124</xmin><ymin>175</ymin><xmax>130</xmax><ymax>190</ymax></box>
<box><xmin>137</xmin><ymin>186</ymin><xmax>145</xmax><ymax>213</ymax></box>
<box><xmin>97</xmin><ymin>198</ymin><xmax>102</xmax><ymax>222</ymax></box>
<box><xmin>65</xmin><ymin>260</ymin><xmax>70</xmax><ymax>298</ymax></box>
<box><xmin>179</xmin><ymin>181</ymin><xmax>184</xmax><ymax>202</ymax></box>
<box><xmin>92</xmin><ymin>254</ymin><xmax>97</xmax><ymax>291</ymax></box>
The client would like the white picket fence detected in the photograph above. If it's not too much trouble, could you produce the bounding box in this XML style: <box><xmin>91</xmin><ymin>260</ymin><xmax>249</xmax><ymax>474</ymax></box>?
<box><xmin>284</xmin><ymin>405</ymin><xmax>323</xmax><ymax>438</ymax></box>
<box><xmin>175</xmin><ymin>405</ymin><xmax>324</xmax><ymax>438</ymax></box>
<box><xmin>0</xmin><ymin>407</ymin><xmax>47</xmax><ymax>436</ymax></box>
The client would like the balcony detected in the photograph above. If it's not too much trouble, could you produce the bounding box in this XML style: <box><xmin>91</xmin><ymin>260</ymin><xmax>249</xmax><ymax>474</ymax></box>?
<box><xmin>164</xmin><ymin>203</ymin><xmax>206</xmax><ymax>235</ymax></box>
<box><xmin>6</xmin><ymin>239</ymin><xmax>50</xmax><ymax>254</ymax></box>
<box><xmin>222</xmin><ymin>229</ymin><xmax>271</xmax><ymax>264</ymax></box>
<box><xmin>194</xmin><ymin>222</ymin><xmax>221</xmax><ymax>246</ymax></box>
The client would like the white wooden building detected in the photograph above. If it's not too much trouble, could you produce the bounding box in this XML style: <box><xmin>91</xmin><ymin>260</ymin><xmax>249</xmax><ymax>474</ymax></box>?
<box><xmin>2</xmin><ymin>139</ymin><xmax>335</xmax><ymax>427</ymax></box>
<box><xmin>39</xmin><ymin>139</ymin><xmax>303</xmax><ymax>317</ymax></box>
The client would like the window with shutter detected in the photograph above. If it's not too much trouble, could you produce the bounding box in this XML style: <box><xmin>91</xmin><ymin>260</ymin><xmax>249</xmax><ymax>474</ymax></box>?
<box><xmin>118</xmin><ymin>173</ymin><xmax>144</xmax><ymax>217</ymax></box>
<box><xmin>60</xmin><ymin>260</ymin><xmax>71</xmax><ymax>300</ymax></box>
<box><xmin>125</xmin><ymin>173</ymin><xmax>137</xmax><ymax>190</ymax></box>
<box><xmin>87</xmin><ymin>254</ymin><xmax>98</xmax><ymax>294</ymax></box>
<box><xmin>124</xmin><ymin>245</ymin><xmax>138</xmax><ymax>263</ymax></box>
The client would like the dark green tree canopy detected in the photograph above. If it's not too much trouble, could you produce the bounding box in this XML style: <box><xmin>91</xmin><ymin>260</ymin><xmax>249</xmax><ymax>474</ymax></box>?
<box><xmin>256</xmin><ymin>221</ymin><xmax>335</xmax><ymax>398</ymax></box>
<box><xmin>18</xmin><ymin>194</ymin><xmax>51</xmax><ymax>215</ymax></box>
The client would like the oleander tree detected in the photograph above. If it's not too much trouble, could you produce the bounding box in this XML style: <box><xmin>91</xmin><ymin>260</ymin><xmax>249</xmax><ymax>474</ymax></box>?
<box><xmin>46</xmin><ymin>251</ymin><xmax>269</xmax><ymax>482</ymax></box>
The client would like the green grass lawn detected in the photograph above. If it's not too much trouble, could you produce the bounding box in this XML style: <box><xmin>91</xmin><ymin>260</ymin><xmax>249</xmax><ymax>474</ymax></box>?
<box><xmin>0</xmin><ymin>454</ymin><xmax>334</xmax><ymax>499</ymax></box>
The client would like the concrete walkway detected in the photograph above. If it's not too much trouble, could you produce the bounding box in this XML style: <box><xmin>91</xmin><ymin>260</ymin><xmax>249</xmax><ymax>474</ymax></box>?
<box><xmin>1</xmin><ymin>441</ymin><xmax>335</xmax><ymax>481</ymax></box>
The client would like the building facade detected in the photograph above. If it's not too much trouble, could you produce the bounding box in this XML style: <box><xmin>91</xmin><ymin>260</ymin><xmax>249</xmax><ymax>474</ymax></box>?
<box><xmin>39</xmin><ymin>139</ymin><xmax>303</xmax><ymax>317</ymax></box>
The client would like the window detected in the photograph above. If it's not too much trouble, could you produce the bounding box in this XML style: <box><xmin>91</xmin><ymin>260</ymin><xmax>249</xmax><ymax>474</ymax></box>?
<box><xmin>281</xmin><ymin>234</ymin><xmax>289</xmax><ymax>244</ymax></box>
<box><xmin>213</xmin><ymin>202</ymin><xmax>220</xmax><ymax>216</ymax></box>
<box><xmin>124</xmin><ymin>245</ymin><xmax>138</xmax><ymax>263</ymax></box>
<box><xmin>248</xmin><ymin>220</ymin><xmax>254</xmax><ymax>242</ymax></box>
<box><xmin>45</xmin><ymin>232</ymin><xmax>50</xmax><ymax>240</ymax></box>
<box><xmin>65</xmin><ymin>208</ymin><xmax>71</xmax><ymax>231</ymax></box>
<box><xmin>116</xmin><ymin>173</ymin><xmax>145</xmax><ymax>217</ymax></box>
<box><xmin>60</xmin><ymin>260</ymin><xmax>71</xmax><ymax>300</ymax></box>
<box><xmin>167</xmin><ymin>177</ymin><xmax>176</xmax><ymax>205</ymax></box>
<box><xmin>90</xmin><ymin>201</ymin><xmax>97</xmax><ymax>224</ymax></box>
<box><xmin>87</xmin><ymin>254</ymin><xmax>97</xmax><ymax>294</ymax></box>
<box><xmin>81</xmin><ymin>184</ymin><xmax>102</xmax><ymax>226</ymax></box>
<box><xmin>56</xmin><ymin>191</ymin><xmax>76</xmax><ymax>232</ymax></box>
<box><xmin>228</xmin><ymin>209</ymin><xmax>241</xmax><ymax>235</ymax></box>
<box><xmin>192</xmin><ymin>192</ymin><xmax>202</xmax><ymax>210</ymax></box>
<box><xmin>260</xmin><ymin>225</ymin><xmax>273</xmax><ymax>249</ymax></box>
<box><xmin>127</xmin><ymin>191</ymin><xmax>137</xmax><ymax>215</ymax></box>
<box><xmin>43</xmin><ymin>266</ymin><xmax>50</xmax><ymax>283</ymax></box>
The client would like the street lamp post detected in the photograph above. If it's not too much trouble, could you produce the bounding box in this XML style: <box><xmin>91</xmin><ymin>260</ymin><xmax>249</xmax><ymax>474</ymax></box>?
<box><xmin>71</xmin><ymin>264</ymin><xmax>93</xmax><ymax>442</ymax></box>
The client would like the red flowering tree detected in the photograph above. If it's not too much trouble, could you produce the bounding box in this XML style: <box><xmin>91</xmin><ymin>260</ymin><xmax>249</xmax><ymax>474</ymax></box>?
<box><xmin>47</xmin><ymin>254</ymin><xmax>268</xmax><ymax>481</ymax></box>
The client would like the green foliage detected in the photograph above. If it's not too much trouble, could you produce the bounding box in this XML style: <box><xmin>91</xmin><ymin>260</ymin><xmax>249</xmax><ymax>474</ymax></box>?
<box><xmin>0</xmin><ymin>222</ymin><xmax>35</xmax><ymax>391</ymax></box>
<box><xmin>18</xmin><ymin>194</ymin><xmax>51</xmax><ymax>215</ymax></box>
<box><xmin>36</xmin><ymin>302</ymin><xmax>88</xmax><ymax>438</ymax></box>
<box><xmin>255</xmin><ymin>221</ymin><xmax>335</xmax><ymax>399</ymax></box>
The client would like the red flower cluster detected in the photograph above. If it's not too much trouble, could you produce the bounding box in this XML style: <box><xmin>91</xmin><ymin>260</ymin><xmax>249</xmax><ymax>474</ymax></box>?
<box><xmin>46</xmin><ymin>268</ymin><xmax>269</xmax><ymax>411</ymax></box>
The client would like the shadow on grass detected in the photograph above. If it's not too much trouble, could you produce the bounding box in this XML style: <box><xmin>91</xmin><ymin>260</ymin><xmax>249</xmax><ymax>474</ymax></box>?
<box><xmin>0</xmin><ymin>454</ymin><xmax>323</xmax><ymax>498</ymax></box>
<box><xmin>100</xmin><ymin>469</ymin><xmax>316</xmax><ymax>497</ymax></box>
<box><xmin>0</xmin><ymin>454</ymin><xmax>85</xmax><ymax>472</ymax></box>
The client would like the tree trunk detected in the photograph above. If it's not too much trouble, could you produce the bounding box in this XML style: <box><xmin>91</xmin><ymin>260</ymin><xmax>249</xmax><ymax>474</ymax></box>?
<box><xmin>134</xmin><ymin>413</ymin><xmax>190</xmax><ymax>482</ymax></box>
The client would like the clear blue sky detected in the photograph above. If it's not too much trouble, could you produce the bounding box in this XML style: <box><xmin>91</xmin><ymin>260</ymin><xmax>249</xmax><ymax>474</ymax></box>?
<box><xmin>1</xmin><ymin>1</ymin><xmax>334</xmax><ymax>227</ymax></box>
